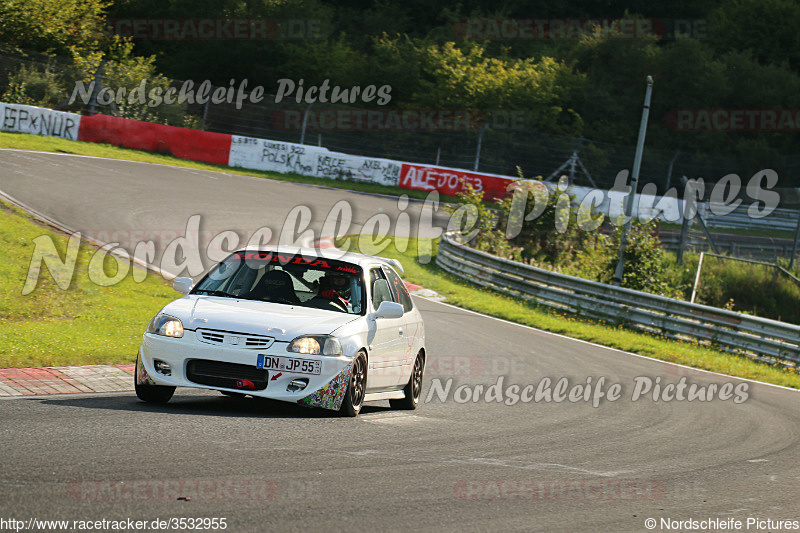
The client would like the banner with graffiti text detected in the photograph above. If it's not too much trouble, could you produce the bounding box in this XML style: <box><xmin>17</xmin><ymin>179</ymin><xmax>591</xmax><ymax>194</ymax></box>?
<box><xmin>399</xmin><ymin>163</ymin><xmax>514</xmax><ymax>199</ymax></box>
<box><xmin>0</xmin><ymin>102</ymin><xmax>81</xmax><ymax>140</ymax></box>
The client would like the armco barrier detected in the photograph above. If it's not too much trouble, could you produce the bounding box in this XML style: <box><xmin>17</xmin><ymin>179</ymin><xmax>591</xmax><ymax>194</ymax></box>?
<box><xmin>436</xmin><ymin>233</ymin><xmax>800</xmax><ymax>363</ymax></box>
<box><xmin>78</xmin><ymin>114</ymin><xmax>232</xmax><ymax>166</ymax></box>
<box><xmin>658</xmin><ymin>233</ymin><xmax>795</xmax><ymax>262</ymax></box>
<box><xmin>702</xmin><ymin>203</ymin><xmax>799</xmax><ymax>232</ymax></box>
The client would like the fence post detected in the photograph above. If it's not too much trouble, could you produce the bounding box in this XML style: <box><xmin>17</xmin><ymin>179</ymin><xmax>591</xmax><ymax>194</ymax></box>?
<box><xmin>300</xmin><ymin>101</ymin><xmax>313</xmax><ymax>145</ymax></box>
<box><xmin>665</xmin><ymin>151</ymin><xmax>680</xmax><ymax>191</ymax></box>
<box><xmin>87</xmin><ymin>60</ymin><xmax>106</xmax><ymax>116</ymax></box>
<box><xmin>677</xmin><ymin>195</ymin><xmax>691</xmax><ymax>264</ymax></box>
<box><xmin>474</xmin><ymin>123</ymin><xmax>489</xmax><ymax>171</ymax></box>
<box><xmin>790</xmin><ymin>208</ymin><xmax>800</xmax><ymax>270</ymax></box>
<box><xmin>200</xmin><ymin>95</ymin><xmax>210</xmax><ymax>131</ymax></box>
<box><xmin>690</xmin><ymin>251</ymin><xmax>705</xmax><ymax>303</ymax></box>
<box><xmin>695</xmin><ymin>212</ymin><xmax>720</xmax><ymax>254</ymax></box>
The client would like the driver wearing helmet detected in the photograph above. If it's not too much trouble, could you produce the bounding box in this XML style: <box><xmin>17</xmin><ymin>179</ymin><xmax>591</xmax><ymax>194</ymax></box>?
<box><xmin>319</xmin><ymin>271</ymin><xmax>351</xmax><ymax>309</ymax></box>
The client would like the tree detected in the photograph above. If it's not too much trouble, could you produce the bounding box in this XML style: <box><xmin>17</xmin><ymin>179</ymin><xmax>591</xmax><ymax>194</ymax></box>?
<box><xmin>711</xmin><ymin>0</ymin><xmax>800</xmax><ymax>72</ymax></box>
<box><xmin>372</xmin><ymin>37</ymin><xmax>583</xmax><ymax>135</ymax></box>
<box><xmin>0</xmin><ymin>0</ymin><xmax>110</xmax><ymax>56</ymax></box>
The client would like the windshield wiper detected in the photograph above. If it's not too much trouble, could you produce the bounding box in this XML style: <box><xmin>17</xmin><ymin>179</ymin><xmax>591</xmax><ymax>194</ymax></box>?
<box><xmin>194</xmin><ymin>289</ymin><xmax>235</xmax><ymax>298</ymax></box>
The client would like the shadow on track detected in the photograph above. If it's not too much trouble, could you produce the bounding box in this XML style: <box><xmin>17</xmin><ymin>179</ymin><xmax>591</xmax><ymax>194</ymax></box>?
<box><xmin>36</xmin><ymin>391</ymin><xmax>392</xmax><ymax>419</ymax></box>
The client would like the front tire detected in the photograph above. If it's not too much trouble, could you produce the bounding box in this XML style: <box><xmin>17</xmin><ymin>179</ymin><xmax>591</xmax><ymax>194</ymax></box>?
<box><xmin>390</xmin><ymin>351</ymin><xmax>424</xmax><ymax>410</ymax></box>
<box><xmin>135</xmin><ymin>381</ymin><xmax>176</xmax><ymax>404</ymax></box>
<box><xmin>339</xmin><ymin>352</ymin><xmax>367</xmax><ymax>417</ymax></box>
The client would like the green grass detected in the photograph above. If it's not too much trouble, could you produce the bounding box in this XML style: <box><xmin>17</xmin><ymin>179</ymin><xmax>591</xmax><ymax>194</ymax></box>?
<box><xmin>347</xmin><ymin>236</ymin><xmax>800</xmax><ymax>389</ymax></box>
<box><xmin>0</xmin><ymin>131</ymin><xmax>459</xmax><ymax>202</ymax></box>
<box><xmin>3</xmin><ymin>201</ymin><xmax>798</xmax><ymax>388</ymax></box>
<box><xmin>0</xmin><ymin>200</ymin><xmax>176</xmax><ymax>368</ymax></box>
<box><xmin>2</xmin><ymin>131</ymin><xmax>798</xmax><ymax>389</ymax></box>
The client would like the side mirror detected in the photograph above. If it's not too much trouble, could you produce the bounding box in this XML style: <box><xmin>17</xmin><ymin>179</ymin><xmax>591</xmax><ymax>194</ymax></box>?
<box><xmin>173</xmin><ymin>277</ymin><xmax>193</xmax><ymax>295</ymax></box>
<box><xmin>374</xmin><ymin>301</ymin><xmax>404</xmax><ymax>319</ymax></box>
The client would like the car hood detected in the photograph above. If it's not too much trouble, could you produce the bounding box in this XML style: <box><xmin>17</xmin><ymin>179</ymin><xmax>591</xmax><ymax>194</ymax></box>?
<box><xmin>161</xmin><ymin>296</ymin><xmax>360</xmax><ymax>341</ymax></box>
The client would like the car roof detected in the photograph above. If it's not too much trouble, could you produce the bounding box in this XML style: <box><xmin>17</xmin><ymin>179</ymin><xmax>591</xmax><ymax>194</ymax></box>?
<box><xmin>235</xmin><ymin>245</ymin><xmax>404</xmax><ymax>273</ymax></box>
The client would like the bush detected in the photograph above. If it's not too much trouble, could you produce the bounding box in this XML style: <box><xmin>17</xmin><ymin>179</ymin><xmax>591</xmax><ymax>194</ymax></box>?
<box><xmin>1</xmin><ymin>64</ymin><xmax>66</xmax><ymax>107</ymax></box>
<box><xmin>449</xmin><ymin>174</ymin><xmax>674</xmax><ymax>296</ymax></box>
<box><xmin>445</xmin><ymin>181</ymin><xmax>523</xmax><ymax>262</ymax></box>
<box><xmin>691</xmin><ymin>255</ymin><xmax>800</xmax><ymax>323</ymax></box>
<box><xmin>501</xmin><ymin>177</ymin><xmax>584</xmax><ymax>266</ymax></box>
<box><xmin>597</xmin><ymin>220</ymin><xmax>675</xmax><ymax>296</ymax></box>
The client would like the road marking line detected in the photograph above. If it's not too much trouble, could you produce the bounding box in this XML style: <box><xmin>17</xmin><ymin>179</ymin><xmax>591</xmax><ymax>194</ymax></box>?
<box><xmin>445</xmin><ymin>457</ymin><xmax>633</xmax><ymax>477</ymax></box>
<box><xmin>420</xmin><ymin>298</ymin><xmax>800</xmax><ymax>394</ymax></box>
<box><xmin>363</xmin><ymin>414</ymin><xmax>438</xmax><ymax>425</ymax></box>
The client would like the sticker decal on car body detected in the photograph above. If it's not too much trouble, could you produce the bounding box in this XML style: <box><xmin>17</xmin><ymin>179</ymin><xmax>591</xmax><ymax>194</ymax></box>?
<box><xmin>297</xmin><ymin>365</ymin><xmax>352</xmax><ymax>411</ymax></box>
<box><xmin>136</xmin><ymin>354</ymin><xmax>156</xmax><ymax>386</ymax></box>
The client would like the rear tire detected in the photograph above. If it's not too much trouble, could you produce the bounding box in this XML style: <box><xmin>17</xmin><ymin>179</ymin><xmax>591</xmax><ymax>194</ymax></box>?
<box><xmin>390</xmin><ymin>352</ymin><xmax>424</xmax><ymax>410</ymax></box>
<box><xmin>135</xmin><ymin>381</ymin><xmax>175</xmax><ymax>404</ymax></box>
<box><xmin>339</xmin><ymin>352</ymin><xmax>367</xmax><ymax>417</ymax></box>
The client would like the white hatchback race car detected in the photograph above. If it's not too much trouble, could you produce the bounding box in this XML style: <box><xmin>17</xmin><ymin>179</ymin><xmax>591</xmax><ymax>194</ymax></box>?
<box><xmin>135</xmin><ymin>247</ymin><xmax>426</xmax><ymax>416</ymax></box>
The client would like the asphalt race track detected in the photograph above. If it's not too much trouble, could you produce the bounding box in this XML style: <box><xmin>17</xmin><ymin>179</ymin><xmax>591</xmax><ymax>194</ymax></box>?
<box><xmin>1</xmin><ymin>149</ymin><xmax>799</xmax><ymax>532</ymax></box>
<box><xmin>0</xmin><ymin>149</ymin><xmax>449</xmax><ymax>277</ymax></box>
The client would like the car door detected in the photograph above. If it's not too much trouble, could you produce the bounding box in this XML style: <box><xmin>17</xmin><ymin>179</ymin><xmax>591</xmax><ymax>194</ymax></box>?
<box><xmin>366</xmin><ymin>266</ymin><xmax>405</xmax><ymax>391</ymax></box>
<box><xmin>382</xmin><ymin>265</ymin><xmax>421</xmax><ymax>386</ymax></box>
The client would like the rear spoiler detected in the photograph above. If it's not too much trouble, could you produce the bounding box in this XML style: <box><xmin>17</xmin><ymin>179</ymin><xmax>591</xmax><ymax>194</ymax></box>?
<box><xmin>375</xmin><ymin>256</ymin><xmax>404</xmax><ymax>273</ymax></box>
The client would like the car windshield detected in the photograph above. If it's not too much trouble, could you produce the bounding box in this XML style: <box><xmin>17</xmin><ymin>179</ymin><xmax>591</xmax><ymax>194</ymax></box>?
<box><xmin>191</xmin><ymin>251</ymin><xmax>365</xmax><ymax>315</ymax></box>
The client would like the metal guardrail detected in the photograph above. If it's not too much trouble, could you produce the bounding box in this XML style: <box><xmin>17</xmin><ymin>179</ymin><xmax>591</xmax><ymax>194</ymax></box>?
<box><xmin>436</xmin><ymin>234</ymin><xmax>800</xmax><ymax>363</ymax></box>
<box><xmin>701</xmin><ymin>204</ymin><xmax>800</xmax><ymax>232</ymax></box>
<box><xmin>658</xmin><ymin>233</ymin><xmax>795</xmax><ymax>262</ymax></box>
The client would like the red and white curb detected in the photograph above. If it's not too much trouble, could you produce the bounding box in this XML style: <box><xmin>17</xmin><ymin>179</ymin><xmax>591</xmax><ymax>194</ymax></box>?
<box><xmin>0</xmin><ymin>365</ymin><xmax>135</xmax><ymax>397</ymax></box>
<box><xmin>404</xmin><ymin>281</ymin><xmax>446</xmax><ymax>301</ymax></box>
<box><xmin>312</xmin><ymin>236</ymin><xmax>337</xmax><ymax>249</ymax></box>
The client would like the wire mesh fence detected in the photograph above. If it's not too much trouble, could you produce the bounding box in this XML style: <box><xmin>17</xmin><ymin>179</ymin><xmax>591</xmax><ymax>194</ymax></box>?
<box><xmin>200</xmin><ymin>96</ymin><xmax>800</xmax><ymax>194</ymax></box>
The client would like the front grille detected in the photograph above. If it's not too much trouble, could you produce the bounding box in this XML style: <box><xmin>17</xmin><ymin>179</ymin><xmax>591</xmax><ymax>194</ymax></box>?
<box><xmin>186</xmin><ymin>359</ymin><xmax>268</xmax><ymax>391</ymax></box>
<box><xmin>196</xmin><ymin>329</ymin><xmax>274</xmax><ymax>349</ymax></box>
<box><xmin>244</xmin><ymin>338</ymin><xmax>271</xmax><ymax>348</ymax></box>
<box><xmin>199</xmin><ymin>331</ymin><xmax>225</xmax><ymax>343</ymax></box>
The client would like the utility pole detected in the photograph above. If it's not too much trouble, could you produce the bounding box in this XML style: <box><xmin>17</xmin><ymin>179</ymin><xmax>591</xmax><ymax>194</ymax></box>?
<box><xmin>613</xmin><ymin>75</ymin><xmax>654</xmax><ymax>286</ymax></box>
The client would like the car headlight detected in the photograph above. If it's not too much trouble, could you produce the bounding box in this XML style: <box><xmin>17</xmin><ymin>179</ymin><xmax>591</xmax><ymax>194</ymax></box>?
<box><xmin>287</xmin><ymin>335</ymin><xmax>342</xmax><ymax>356</ymax></box>
<box><xmin>146</xmin><ymin>314</ymin><xmax>184</xmax><ymax>338</ymax></box>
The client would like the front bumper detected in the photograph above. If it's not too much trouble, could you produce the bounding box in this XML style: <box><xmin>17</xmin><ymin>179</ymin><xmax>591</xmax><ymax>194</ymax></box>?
<box><xmin>138</xmin><ymin>331</ymin><xmax>353</xmax><ymax>410</ymax></box>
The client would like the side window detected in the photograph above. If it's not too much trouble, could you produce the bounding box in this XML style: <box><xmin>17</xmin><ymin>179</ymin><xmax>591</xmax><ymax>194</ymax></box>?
<box><xmin>383</xmin><ymin>266</ymin><xmax>414</xmax><ymax>313</ymax></box>
<box><xmin>370</xmin><ymin>267</ymin><xmax>394</xmax><ymax>310</ymax></box>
